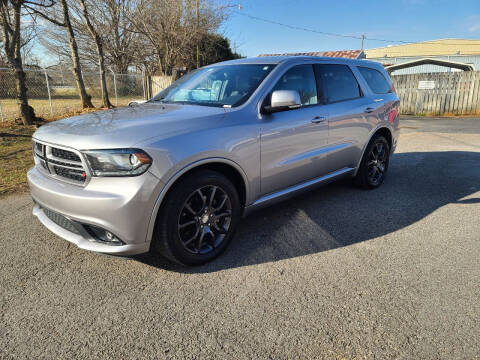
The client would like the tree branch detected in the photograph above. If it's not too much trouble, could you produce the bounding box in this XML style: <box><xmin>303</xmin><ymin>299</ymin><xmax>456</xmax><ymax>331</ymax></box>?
<box><xmin>24</xmin><ymin>3</ymin><xmax>65</xmax><ymax>27</ymax></box>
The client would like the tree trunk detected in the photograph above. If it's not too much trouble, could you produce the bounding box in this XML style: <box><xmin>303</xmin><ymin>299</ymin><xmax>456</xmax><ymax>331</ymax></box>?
<box><xmin>13</xmin><ymin>65</ymin><xmax>35</xmax><ymax>125</ymax></box>
<box><xmin>79</xmin><ymin>0</ymin><xmax>112</xmax><ymax>108</ymax></box>
<box><xmin>96</xmin><ymin>39</ymin><xmax>113</xmax><ymax>108</ymax></box>
<box><xmin>1</xmin><ymin>1</ymin><xmax>35</xmax><ymax>125</ymax></box>
<box><xmin>59</xmin><ymin>0</ymin><xmax>94</xmax><ymax>109</ymax></box>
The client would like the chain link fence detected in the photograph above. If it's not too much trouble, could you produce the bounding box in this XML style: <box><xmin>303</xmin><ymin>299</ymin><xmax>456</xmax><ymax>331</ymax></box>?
<box><xmin>0</xmin><ymin>67</ymin><xmax>156</xmax><ymax>122</ymax></box>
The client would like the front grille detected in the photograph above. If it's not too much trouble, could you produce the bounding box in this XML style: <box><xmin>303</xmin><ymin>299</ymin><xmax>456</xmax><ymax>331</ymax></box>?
<box><xmin>43</xmin><ymin>207</ymin><xmax>80</xmax><ymax>235</ymax></box>
<box><xmin>53</xmin><ymin>166</ymin><xmax>86</xmax><ymax>182</ymax></box>
<box><xmin>32</xmin><ymin>140</ymin><xmax>88</xmax><ymax>185</ymax></box>
<box><xmin>52</xmin><ymin>147</ymin><xmax>81</xmax><ymax>162</ymax></box>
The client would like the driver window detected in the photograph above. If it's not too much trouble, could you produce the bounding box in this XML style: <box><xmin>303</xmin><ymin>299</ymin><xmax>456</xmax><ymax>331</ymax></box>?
<box><xmin>272</xmin><ymin>65</ymin><xmax>318</xmax><ymax>106</ymax></box>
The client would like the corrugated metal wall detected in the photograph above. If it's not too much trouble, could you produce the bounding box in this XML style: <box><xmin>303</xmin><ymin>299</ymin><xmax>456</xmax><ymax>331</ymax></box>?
<box><xmin>369</xmin><ymin>55</ymin><xmax>480</xmax><ymax>75</ymax></box>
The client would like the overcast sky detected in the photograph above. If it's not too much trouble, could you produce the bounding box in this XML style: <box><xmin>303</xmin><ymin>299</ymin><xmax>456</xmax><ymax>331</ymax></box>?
<box><xmin>222</xmin><ymin>0</ymin><xmax>480</xmax><ymax>57</ymax></box>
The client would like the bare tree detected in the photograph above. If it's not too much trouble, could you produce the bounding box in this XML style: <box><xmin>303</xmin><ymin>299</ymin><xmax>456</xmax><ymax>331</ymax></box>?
<box><xmin>77</xmin><ymin>0</ymin><xmax>112</xmax><ymax>108</ymax></box>
<box><xmin>38</xmin><ymin>17</ymin><xmax>93</xmax><ymax>67</ymax></box>
<box><xmin>38</xmin><ymin>0</ymin><xmax>142</xmax><ymax>73</ymax></box>
<box><xmin>2</xmin><ymin>0</ymin><xmax>239</xmax><ymax>124</ymax></box>
<box><xmin>58</xmin><ymin>0</ymin><xmax>93</xmax><ymax>108</ymax></box>
<box><xmin>18</xmin><ymin>21</ymin><xmax>38</xmax><ymax>65</ymax></box>
<box><xmin>26</xmin><ymin>0</ymin><xmax>94</xmax><ymax>108</ymax></box>
<box><xmin>35</xmin><ymin>0</ymin><xmax>230</xmax><ymax>77</ymax></box>
<box><xmin>128</xmin><ymin>0</ymin><xmax>226</xmax><ymax>75</ymax></box>
<box><xmin>103</xmin><ymin>0</ymin><xmax>140</xmax><ymax>73</ymax></box>
<box><xmin>0</xmin><ymin>0</ymin><xmax>35</xmax><ymax>124</ymax></box>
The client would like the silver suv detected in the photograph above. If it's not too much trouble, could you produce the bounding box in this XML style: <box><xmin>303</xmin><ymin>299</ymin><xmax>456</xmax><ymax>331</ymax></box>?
<box><xmin>28</xmin><ymin>56</ymin><xmax>399</xmax><ymax>265</ymax></box>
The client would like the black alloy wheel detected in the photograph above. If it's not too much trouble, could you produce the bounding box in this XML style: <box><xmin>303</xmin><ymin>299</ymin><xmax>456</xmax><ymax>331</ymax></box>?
<box><xmin>367</xmin><ymin>141</ymin><xmax>388</xmax><ymax>186</ymax></box>
<box><xmin>178</xmin><ymin>185</ymin><xmax>232</xmax><ymax>254</ymax></box>
<box><xmin>153</xmin><ymin>170</ymin><xmax>241</xmax><ymax>265</ymax></box>
<box><xmin>355</xmin><ymin>134</ymin><xmax>390</xmax><ymax>189</ymax></box>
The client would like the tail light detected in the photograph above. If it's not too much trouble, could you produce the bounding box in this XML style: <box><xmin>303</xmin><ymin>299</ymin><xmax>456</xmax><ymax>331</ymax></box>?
<box><xmin>388</xmin><ymin>109</ymin><xmax>398</xmax><ymax>123</ymax></box>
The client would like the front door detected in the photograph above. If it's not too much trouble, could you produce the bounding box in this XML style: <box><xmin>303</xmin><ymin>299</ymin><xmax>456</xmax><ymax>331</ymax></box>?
<box><xmin>260</xmin><ymin>64</ymin><xmax>329</xmax><ymax>195</ymax></box>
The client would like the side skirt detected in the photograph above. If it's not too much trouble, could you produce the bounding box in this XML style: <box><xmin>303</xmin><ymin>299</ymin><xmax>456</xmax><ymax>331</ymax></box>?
<box><xmin>243</xmin><ymin>167</ymin><xmax>354</xmax><ymax>216</ymax></box>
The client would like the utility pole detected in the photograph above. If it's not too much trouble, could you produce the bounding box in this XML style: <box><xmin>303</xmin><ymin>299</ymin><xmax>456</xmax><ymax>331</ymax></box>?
<box><xmin>361</xmin><ymin>34</ymin><xmax>365</xmax><ymax>51</ymax></box>
<box><xmin>196</xmin><ymin>0</ymin><xmax>200</xmax><ymax>69</ymax></box>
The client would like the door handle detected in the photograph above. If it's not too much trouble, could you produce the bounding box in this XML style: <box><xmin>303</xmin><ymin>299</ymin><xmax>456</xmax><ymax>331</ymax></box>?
<box><xmin>374</xmin><ymin>98</ymin><xmax>384</xmax><ymax>102</ymax></box>
<box><xmin>311</xmin><ymin>116</ymin><xmax>327</xmax><ymax>124</ymax></box>
<box><xmin>364</xmin><ymin>107</ymin><xmax>375</xmax><ymax>113</ymax></box>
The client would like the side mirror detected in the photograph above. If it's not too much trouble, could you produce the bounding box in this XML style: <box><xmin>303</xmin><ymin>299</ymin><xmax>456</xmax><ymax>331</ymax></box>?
<box><xmin>263</xmin><ymin>90</ymin><xmax>301</xmax><ymax>113</ymax></box>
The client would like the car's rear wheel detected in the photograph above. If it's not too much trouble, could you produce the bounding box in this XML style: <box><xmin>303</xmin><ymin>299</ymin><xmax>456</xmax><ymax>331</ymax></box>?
<box><xmin>354</xmin><ymin>134</ymin><xmax>390</xmax><ymax>189</ymax></box>
<box><xmin>152</xmin><ymin>170</ymin><xmax>241</xmax><ymax>265</ymax></box>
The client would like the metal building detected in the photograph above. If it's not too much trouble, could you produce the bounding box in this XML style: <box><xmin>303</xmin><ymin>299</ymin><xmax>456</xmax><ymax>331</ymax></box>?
<box><xmin>365</xmin><ymin>39</ymin><xmax>480</xmax><ymax>75</ymax></box>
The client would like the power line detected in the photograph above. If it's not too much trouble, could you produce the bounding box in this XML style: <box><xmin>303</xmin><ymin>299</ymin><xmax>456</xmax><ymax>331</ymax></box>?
<box><xmin>233</xmin><ymin>10</ymin><xmax>480</xmax><ymax>47</ymax></box>
<box><xmin>234</xmin><ymin>11</ymin><xmax>363</xmax><ymax>40</ymax></box>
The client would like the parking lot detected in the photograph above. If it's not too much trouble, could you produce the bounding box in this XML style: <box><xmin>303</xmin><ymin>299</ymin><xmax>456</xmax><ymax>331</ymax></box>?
<box><xmin>1</xmin><ymin>117</ymin><xmax>479</xmax><ymax>359</ymax></box>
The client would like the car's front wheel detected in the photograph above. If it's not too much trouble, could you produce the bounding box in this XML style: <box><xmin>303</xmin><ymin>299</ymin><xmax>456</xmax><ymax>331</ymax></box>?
<box><xmin>152</xmin><ymin>170</ymin><xmax>241</xmax><ymax>265</ymax></box>
<box><xmin>354</xmin><ymin>134</ymin><xmax>390</xmax><ymax>189</ymax></box>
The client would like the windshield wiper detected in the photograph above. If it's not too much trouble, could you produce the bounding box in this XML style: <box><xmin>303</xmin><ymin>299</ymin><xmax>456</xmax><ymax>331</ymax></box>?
<box><xmin>174</xmin><ymin>100</ymin><xmax>224</xmax><ymax>107</ymax></box>
<box><xmin>153</xmin><ymin>98</ymin><xmax>172</xmax><ymax>104</ymax></box>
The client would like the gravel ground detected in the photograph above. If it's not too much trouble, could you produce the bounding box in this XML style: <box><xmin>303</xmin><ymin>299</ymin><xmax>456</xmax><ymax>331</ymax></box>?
<box><xmin>1</xmin><ymin>117</ymin><xmax>479</xmax><ymax>359</ymax></box>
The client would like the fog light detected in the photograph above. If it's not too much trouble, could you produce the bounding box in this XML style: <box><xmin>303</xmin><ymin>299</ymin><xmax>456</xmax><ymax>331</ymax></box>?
<box><xmin>84</xmin><ymin>224</ymin><xmax>124</xmax><ymax>245</ymax></box>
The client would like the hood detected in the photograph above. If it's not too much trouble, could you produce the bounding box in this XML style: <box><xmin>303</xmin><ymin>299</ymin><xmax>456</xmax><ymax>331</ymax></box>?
<box><xmin>33</xmin><ymin>103</ymin><xmax>226</xmax><ymax>150</ymax></box>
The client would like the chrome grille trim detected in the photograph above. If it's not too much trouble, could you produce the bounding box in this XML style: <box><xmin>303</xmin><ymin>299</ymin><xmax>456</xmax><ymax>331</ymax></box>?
<box><xmin>47</xmin><ymin>158</ymin><xmax>83</xmax><ymax>169</ymax></box>
<box><xmin>32</xmin><ymin>139</ymin><xmax>90</xmax><ymax>186</ymax></box>
<box><xmin>33</xmin><ymin>141</ymin><xmax>44</xmax><ymax>157</ymax></box>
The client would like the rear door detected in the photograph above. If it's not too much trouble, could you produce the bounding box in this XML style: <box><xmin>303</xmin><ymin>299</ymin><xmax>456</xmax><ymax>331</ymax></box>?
<box><xmin>314</xmin><ymin>63</ymin><xmax>373</xmax><ymax>173</ymax></box>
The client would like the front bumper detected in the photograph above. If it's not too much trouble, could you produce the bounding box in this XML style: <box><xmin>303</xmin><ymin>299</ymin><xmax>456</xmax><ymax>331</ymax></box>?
<box><xmin>28</xmin><ymin>166</ymin><xmax>164</xmax><ymax>255</ymax></box>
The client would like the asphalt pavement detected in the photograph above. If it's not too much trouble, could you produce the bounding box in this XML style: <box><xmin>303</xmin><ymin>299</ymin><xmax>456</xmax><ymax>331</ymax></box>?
<box><xmin>1</xmin><ymin>116</ymin><xmax>479</xmax><ymax>359</ymax></box>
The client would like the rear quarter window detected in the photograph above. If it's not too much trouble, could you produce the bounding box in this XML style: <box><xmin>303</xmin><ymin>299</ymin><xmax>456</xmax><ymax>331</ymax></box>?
<box><xmin>358</xmin><ymin>66</ymin><xmax>391</xmax><ymax>94</ymax></box>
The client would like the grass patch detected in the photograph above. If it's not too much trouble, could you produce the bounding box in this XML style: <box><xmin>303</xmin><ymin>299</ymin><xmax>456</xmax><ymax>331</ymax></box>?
<box><xmin>0</xmin><ymin>122</ymin><xmax>36</xmax><ymax>196</ymax></box>
<box><xmin>0</xmin><ymin>96</ymin><xmax>144</xmax><ymax>122</ymax></box>
<box><xmin>0</xmin><ymin>106</ymin><xmax>117</xmax><ymax>197</ymax></box>
<box><xmin>0</xmin><ymin>93</ymin><xmax>146</xmax><ymax>197</ymax></box>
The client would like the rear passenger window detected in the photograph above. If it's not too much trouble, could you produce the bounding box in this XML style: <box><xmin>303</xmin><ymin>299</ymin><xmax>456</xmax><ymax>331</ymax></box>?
<box><xmin>358</xmin><ymin>66</ymin><xmax>391</xmax><ymax>94</ymax></box>
<box><xmin>315</xmin><ymin>64</ymin><xmax>361</xmax><ymax>104</ymax></box>
<box><xmin>272</xmin><ymin>65</ymin><xmax>317</xmax><ymax>106</ymax></box>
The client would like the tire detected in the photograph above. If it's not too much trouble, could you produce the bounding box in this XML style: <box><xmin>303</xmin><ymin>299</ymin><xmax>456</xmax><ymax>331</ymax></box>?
<box><xmin>152</xmin><ymin>170</ymin><xmax>241</xmax><ymax>266</ymax></box>
<box><xmin>354</xmin><ymin>134</ymin><xmax>390</xmax><ymax>189</ymax></box>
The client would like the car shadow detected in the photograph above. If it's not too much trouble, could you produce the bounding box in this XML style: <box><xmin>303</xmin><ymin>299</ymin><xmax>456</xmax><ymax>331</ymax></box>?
<box><xmin>136</xmin><ymin>151</ymin><xmax>480</xmax><ymax>273</ymax></box>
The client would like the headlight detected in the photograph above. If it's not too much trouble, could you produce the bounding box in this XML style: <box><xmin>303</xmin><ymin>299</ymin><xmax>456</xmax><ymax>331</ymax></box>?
<box><xmin>83</xmin><ymin>149</ymin><xmax>152</xmax><ymax>177</ymax></box>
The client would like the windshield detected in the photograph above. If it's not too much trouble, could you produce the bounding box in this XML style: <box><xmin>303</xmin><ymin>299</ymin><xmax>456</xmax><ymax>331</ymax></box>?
<box><xmin>151</xmin><ymin>64</ymin><xmax>276</xmax><ymax>107</ymax></box>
